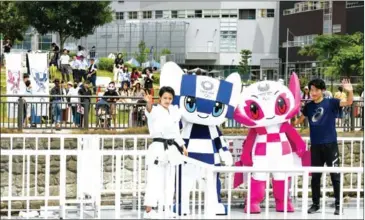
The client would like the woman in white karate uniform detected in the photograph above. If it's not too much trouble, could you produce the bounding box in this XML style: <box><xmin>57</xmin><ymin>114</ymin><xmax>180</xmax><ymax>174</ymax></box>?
<box><xmin>143</xmin><ymin>86</ymin><xmax>188</xmax><ymax>219</ymax></box>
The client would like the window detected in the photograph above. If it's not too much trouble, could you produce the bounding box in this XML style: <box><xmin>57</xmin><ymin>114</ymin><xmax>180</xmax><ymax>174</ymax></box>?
<box><xmin>117</xmin><ymin>1</ymin><xmax>124</xmax><ymax>3</ymax></box>
<box><xmin>38</xmin><ymin>34</ymin><xmax>52</xmax><ymax>50</ymax></box>
<box><xmin>187</xmin><ymin>10</ymin><xmax>195</xmax><ymax>18</ymax></box>
<box><xmin>346</xmin><ymin>1</ymin><xmax>364</xmax><ymax>8</ymax></box>
<box><xmin>115</xmin><ymin>12</ymin><xmax>124</xmax><ymax>20</ymax></box>
<box><xmin>221</xmin><ymin>9</ymin><xmax>237</xmax><ymax>18</ymax></box>
<box><xmin>333</xmin><ymin>24</ymin><xmax>341</xmax><ymax>33</ymax></box>
<box><xmin>284</xmin><ymin>1</ymin><xmax>325</xmax><ymax>16</ymax></box>
<box><xmin>195</xmin><ymin>10</ymin><xmax>202</xmax><ymax>18</ymax></box>
<box><xmin>257</xmin><ymin>9</ymin><xmax>275</xmax><ymax>18</ymax></box>
<box><xmin>163</xmin><ymin>11</ymin><xmax>171</xmax><ymax>18</ymax></box>
<box><xmin>177</xmin><ymin>10</ymin><xmax>186</xmax><ymax>18</ymax></box>
<box><xmin>13</xmin><ymin>34</ymin><xmax>32</xmax><ymax>50</ymax></box>
<box><xmin>220</xmin><ymin>20</ymin><xmax>237</xmax><ymax>52</ymax></box>
<box><xmin>267</xmin><ymin>9</ymin><xmax>275</xmax><ymax>17</ymax></box>
<box><xmin>239</xmin><ymin>9</ymin><xmax>256</xmax><ymax>19</ymax></box>
<box><xmin>128</xmin><ymin>11</ymin><xmax>138</xmax><ymax>19</ymax></box>
<box><xmin>143</xmin><ymin>11</ymin><xmax>152</xmax><ymax>19</ymax></box>
<box><xmin>171</xmin><ymin>10</ymin><xmax>178</xmax><ymax>18</ymax></box>
<box><xmin>203</xmin><ymin>10</ymin><xmax>220</xmax><ymax>18</ymax></box>
<box><xmin>155</xmin><ymin>10</ymin><xmax>163</xmax><ymax>19</ymax></box>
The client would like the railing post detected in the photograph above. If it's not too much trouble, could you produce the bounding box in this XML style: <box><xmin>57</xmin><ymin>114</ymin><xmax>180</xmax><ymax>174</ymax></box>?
<box><xmin>351</xmin><ymin>102</ymin><xmax>355</xmax><ymax>131</ymax></box>
<box><xmin>84</xmin><ymin>102</ymin><xmax>89</xmax><ymax>129</ymax></box>
<box><xmin>17</xmin><ymin>98</ymin><xmax>24</xmax><ymax>131</ymax></box>
<box><xmin>204</xmin><ymin>168</ymin><xmax>215</xmax><ymax>218</ymax></box>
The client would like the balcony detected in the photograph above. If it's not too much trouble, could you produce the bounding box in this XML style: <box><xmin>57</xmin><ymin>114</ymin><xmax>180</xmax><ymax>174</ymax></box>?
<box><xmin>185</xmin><ymin>46</ymin><xmax>219</xmax><ymax>60</ymax></box>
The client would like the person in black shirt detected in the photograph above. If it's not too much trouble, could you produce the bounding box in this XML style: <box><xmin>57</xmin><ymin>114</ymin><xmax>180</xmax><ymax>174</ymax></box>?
<box><xmin>114</xmin><ymin>53</ymin><xmax>124</xmax><ymax>69</ymax></box>
<box><xmin>144</xmin><ymin>68</ymin><xmax>154</xmax><ymax>96</ymax></box>
<box><xmin>103</xmin><ymin>81</ymin><xmax>119</xmax><ymax>128</ymax></box>
<box><xmin>78</xmin><ymin>80</ymin><xmax>92</xmax><ymax>127</ymax></box>
<box><xmin>50</xmin><ymin>43</ymin><xmax>60</xmax><ymax>69</ymax></box>
<box><xmin>50</xmin><ymin>78</ymin><xmax>63</xmax><ymax>129</ymax></box>
<box><xmin>4</xmin><ymin>39</ymin><xmax>12</xmax><ymax>53</ymax></box>
<box><xmin>87</xmin><ymin>58</ymin><xmax>98</xmax><ymax>94</ymax></box>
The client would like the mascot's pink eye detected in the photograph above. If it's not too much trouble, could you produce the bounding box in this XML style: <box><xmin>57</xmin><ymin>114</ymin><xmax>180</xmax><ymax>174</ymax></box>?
<box><xmin>244</xmin><ymin>100</ymin><xmax>264</xmax><ymax>120</ymax></box>
<box><xmin>275</xmin><ymin>94</ymin><xmax>289</xmax><ymax>115</ymax></box>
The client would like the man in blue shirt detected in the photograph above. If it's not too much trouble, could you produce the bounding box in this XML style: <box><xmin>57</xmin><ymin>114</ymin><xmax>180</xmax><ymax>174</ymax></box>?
<box><xmin>294</xmin><ymin>78</ymin><xmax>353</xmax><ymax>215</ymax></box>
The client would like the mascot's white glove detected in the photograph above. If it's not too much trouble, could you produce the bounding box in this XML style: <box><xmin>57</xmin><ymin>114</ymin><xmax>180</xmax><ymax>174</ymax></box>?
<box><xmin>219</xmin><ymin>149</ymin><xmax>233</xmax><ymax>166</ymax></box>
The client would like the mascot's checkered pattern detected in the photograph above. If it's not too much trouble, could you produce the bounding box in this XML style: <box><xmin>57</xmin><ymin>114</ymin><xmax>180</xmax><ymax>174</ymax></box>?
<box><xmin>160</xmin><ymin>62</ymin><xmax>241</xmax><ymax>215</ymax></box>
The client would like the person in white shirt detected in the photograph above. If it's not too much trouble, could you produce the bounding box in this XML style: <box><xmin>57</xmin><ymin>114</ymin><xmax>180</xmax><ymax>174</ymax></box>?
<box><xmin>67</xmin><ymin>82</ymin><xmax>80</xmax><ymax>127</ymax></box>
<box><xmin>59</xmin><ymin>49</ymin><xmax>71</xmax><ymax>82</ymax></box>
<box><xmin>78</xmin><ymin>55</ymin><xmax>88</xmax><ymax>82</ymax></box>
<box><xmin>143</xmin><ymin>86</ymin><xmax>188</xmax><ymax>219</ymax></box>
<box><xmin>120</xmin><ymin>66</ymin><xmax>131</xmax><ymax>88</ymax></box>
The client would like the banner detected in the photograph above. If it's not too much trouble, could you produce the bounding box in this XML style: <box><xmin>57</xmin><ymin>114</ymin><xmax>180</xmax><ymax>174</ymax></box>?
<box><xmin>28</xmin><ymin>53</ymin><xmax>49</xmax><ymax>118</ymax></box>
<box><xmin>5</xmin><ymin>53</ymin><xmax>22</xmax><ymax>118</ymax></box>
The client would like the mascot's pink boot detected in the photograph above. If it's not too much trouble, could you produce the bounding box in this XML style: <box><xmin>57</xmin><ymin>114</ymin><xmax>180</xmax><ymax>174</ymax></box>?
<box><xmin>244</xmin><ymin>178</ymin><xmax>266</xmax><ymax>213</ymax></box>
<box><xmin>272</xmin><ymin>178</ymin><xmax>295</xmax><ymax>212</ymax></box>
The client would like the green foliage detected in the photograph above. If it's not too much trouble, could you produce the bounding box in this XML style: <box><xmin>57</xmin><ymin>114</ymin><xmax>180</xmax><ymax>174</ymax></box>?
<box><xmin>299</xmin><ymin>32</ymin><xmax>364</xmax><ymax>77</ymax></box>
<box><xmin>0</xmin><ymin>2</ymin><xmax>29</xmax><ymax>41</ymax></box>
<box><xmin>238</xmin><ymin>49</ymin><xmax>252</xmax><ymax>76</ymax></box>
<box><xmin>135</xmin><ymin>40</ymin><xmax>149</xmax><ymax>64</ymax></box>
<box><xmin>152</xmin><ymin>72</ymin><xmax>160</xmax><ymax>85</ymax></box>
<box><xmin>299</xmin><ymin>75</ymin><xmax>309</xmax><ymax>90</ymax></box>
<box><xmin>98</xmin><ymin>57</ymin><xmax>114</xmax><ymax>72</ymax></box>
<box><xmin>16</xmin><ymin>1</ymin><xmax>113</xmax><ymax>49</ymax></box>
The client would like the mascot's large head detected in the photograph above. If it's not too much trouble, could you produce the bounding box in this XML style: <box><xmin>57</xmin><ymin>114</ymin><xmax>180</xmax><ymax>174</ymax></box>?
<box><xmin>160</xmin><ymin>62</ymin><xmax>241</xmax><ymax>126</ymax></box>
<box><xmin>234</xmin><ymin>73</ymin><xmax>301</xmax><ymax>128</ymax></box>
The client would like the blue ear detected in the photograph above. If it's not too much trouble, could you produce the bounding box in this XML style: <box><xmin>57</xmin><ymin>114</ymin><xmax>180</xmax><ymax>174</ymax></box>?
<box><xmin>173</xmin><ymin>95</ymin><xmax>181</xmax><ymax>106</ymax></box>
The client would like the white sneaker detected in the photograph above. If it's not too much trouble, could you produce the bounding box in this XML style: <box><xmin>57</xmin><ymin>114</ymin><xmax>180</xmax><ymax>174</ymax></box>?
<box><xmin>144</xmin><ymin>209</ymin><xmax>159</xmax><ymax>219</ymax></box>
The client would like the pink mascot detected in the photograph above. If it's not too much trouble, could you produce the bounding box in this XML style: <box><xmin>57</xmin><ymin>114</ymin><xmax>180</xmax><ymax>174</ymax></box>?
<box><xmin>233</xmin><ymin>73</ymin><xmax>308</xmax><ymax>213</ymax></box>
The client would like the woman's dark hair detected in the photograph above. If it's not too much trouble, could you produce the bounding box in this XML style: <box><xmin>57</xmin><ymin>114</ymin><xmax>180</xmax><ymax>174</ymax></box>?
<box><xmin>25</xmin><ymin>80</ymin><xmax>31</xmax><ymax>87</ymax></box>
<box><xmin>73</xmin><ymin>83</ymin><xmax>78</xmax><ymax>89</ymax></box>
<box><xmin>159</xmin><ymin>86</ymin><xmax>175</xmax><ymax>97</ymax></box>
<box><xmin>338</xmin><ymin>86</ymin><xmax>343</xmax><ymax>92</ymax></box>
<box><xmin>308</xmin><ymin>79</ymin><xmax>326</xmax><ymax>90</ymax></box>
<box><xmin>62</xmin><ymin>49</ymin><xmax>67</xmax><ymax>53</ymax></box>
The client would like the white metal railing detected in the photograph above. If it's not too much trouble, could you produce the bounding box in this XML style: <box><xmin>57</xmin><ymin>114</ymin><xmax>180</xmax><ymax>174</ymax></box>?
<box><xmin>0</xmin><ymin>134</ymin><xmax>363</xmax><ymax>219</ymax></box>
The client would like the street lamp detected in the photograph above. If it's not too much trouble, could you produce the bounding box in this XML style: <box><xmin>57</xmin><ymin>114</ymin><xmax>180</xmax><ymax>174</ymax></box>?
<box><xmin>285</xmin><ymin>28</ymin><xmax>299</xmax><ymax>85</ymax></box>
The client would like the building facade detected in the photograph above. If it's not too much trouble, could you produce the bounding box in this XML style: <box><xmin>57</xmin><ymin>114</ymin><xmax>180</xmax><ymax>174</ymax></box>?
<box><xmin>279</xmin><ymin>1</ymin><xmax>364</xmax><ymax>82</ymax></box>
<box><xmin>75</xmin><ymin>1</ymin><xmax>280</xmax><ymax>78</ymax></box>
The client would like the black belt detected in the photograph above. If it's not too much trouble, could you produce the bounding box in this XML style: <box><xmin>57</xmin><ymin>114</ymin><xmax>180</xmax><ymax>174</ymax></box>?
<box><xmin>153</xmin><ymin>138</ymin><xmax>183</xmax><ymax>155</ymax></box>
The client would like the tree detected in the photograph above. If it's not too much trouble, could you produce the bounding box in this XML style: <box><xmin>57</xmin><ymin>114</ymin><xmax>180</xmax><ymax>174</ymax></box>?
<box><xmin>299</xmin><ymin>32</ymin><xmax>364</xmax><ymax>77</ymax></box>
<box><xmin>16</xmin><ymin>1</ymin><xmax>113</xmax><ymax>49</ymax></box>
<box><xmin>0</xmin><ymin>2</ymin><xmax>29</xmax><ymax>41</ymax></box>
<box><xmin>238</xmin><ymin>49</ymin><xmax>252</xmax><ymax>77</ymax></box>
<box><xmin>135</xmin><ymin>41</ymin><xmax>149</xmax><ymax>64</ymax></box>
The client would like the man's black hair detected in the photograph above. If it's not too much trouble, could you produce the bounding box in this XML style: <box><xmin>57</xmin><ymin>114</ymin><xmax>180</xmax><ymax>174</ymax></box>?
<box><xmin>308</xmin><ymin>79</ymin><xmax>326</xmax><ymax>90</ymax></box>
<box><xmin>159</xmin><ymin>86</ymin><xmax>175</xmax><ymax>97</ymax></box>
<box><xmin>23</xmin><ymin>74</ymin><xmax>29</xmax><ymax>79</ymax></box>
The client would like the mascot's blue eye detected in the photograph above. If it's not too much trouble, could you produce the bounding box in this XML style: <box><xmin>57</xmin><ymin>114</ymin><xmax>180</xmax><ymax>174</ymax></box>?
<box><xmin>212</xmin><ymin>102</ymin><xmax>224</xmax><ymax>117</ymax></box>
<box><xmin>184</xmin><ymin>96</ymin><xmax>197</xmax><ymax>113</ymax></box>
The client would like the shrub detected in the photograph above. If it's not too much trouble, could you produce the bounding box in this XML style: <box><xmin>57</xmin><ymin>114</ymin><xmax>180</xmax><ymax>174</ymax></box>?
<box><xmin>98</xmin><ymin>57</ymin><xmax>114</xmax><ymax>72</ymax></box>
<box><xmin>152</xmin><ymin>72</ymin><xmax>160</xmax><ymax>85</ymax></box>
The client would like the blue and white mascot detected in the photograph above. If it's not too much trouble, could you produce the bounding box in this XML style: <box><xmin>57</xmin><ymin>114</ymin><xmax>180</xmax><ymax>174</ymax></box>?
<box><xmin>160</xmin><ymin>62</ymin><xmax>241</xmax><ymax>215</ymax></box>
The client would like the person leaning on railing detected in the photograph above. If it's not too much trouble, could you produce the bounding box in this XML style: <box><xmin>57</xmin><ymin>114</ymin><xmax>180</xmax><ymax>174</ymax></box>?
<box><xmin>50</xmin><ymin>78</ymin><xmax>63</xmax><ymax>129</ymax></box>
<box><xmin>294</xmin><ymin>78</ymin><xmax>353</xmax><ymax>215</ymax></box>
<box><xmin>78</xmin><ymin>80</ymin><xmax>92</xmax><ymax>128</ymax></box>
<box><xmin>103</xmin><ymin>82</ymin><xmax>119</xmax><ymax>128</ymax></box>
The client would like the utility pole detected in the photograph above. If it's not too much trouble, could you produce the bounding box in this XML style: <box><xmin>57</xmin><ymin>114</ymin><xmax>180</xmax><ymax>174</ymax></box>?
<box><xmin>285</xmin><ymin>28</ymin><xmax>289</xmax><ymax>85</ymax></box>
